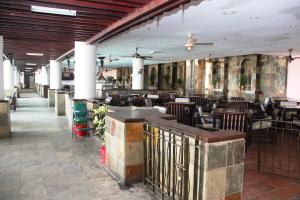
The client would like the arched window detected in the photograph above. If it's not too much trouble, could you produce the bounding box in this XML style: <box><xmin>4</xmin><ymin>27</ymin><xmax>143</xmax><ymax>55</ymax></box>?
<box><xmin>240</xmin><ymin>59</ymin><xmax>252</xmax><ymax>90</ymax></box>
<box><xmin>150</xmin><ymin>67</ymin><xmax>157</xmax><ymax>86</ymax></box>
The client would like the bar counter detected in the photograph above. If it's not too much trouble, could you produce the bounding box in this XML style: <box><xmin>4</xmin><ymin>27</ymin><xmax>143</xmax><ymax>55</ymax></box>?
<box><xmin>104</xmin><ymin>107</ymin><xmax>246</xmax><ymax>200</ymax></box>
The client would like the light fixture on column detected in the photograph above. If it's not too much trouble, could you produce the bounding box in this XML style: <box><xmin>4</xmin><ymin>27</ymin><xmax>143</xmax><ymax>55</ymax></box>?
<box><xmin>31</xmin><ymin>5</ymin><xmax>77</xmax><ymax>16</ymax></box>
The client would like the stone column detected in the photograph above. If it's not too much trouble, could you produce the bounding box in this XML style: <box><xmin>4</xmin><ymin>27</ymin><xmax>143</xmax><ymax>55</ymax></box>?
<box><xmin>74</xmin><ymin>41</ymin><xmax>96</xmax><ymax>99</ymax></box>
<box><xmin>3</xmin><ymin>59</ymin><xmax>14</xmax><ymax>91</ymax></box>
<box><xmin>0</xmin><ymin>36</ymin><xmax>4</xmax><ymax>99</ymax></box>
<box><xmin>132</xmin><ymin>58</ymin><xmax>144</xmax><ymax>90</ymax></box>
<box><xmin>0</xmin><ymin>36</ymin><xmax>11</xmax><ymax>137</ymax></box>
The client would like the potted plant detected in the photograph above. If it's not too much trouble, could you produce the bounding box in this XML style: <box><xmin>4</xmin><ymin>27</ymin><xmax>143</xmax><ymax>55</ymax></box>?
<box><xmin>240</xmin><ymin>74</ymin><xmax>248</xmax><ymax>90</ymax></box>
<box><xmin>212</xmin><ymin>75</ymin><xmax>220</xmax><ymax>88</ymax></box>
<box><xmin>93</xmin><ymin>105</ymin><xmax>108</xmax><ymax>164</ymax></box>
<box><xmin>150</xmin><ymin>73</ymin><xmax>156</xmax><ymax>86</ymax></box>
<box><xmin>177</xmin><ymin>78</ymin><xmax>183</xmax><ymax>88</ymax></box>
<box><xmin>117</xmin><ymin>76</ymin><xmax>122</xmax><ymax>84</ymax></box>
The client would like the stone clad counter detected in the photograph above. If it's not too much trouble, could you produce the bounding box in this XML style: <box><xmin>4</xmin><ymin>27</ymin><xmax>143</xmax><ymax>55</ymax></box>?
<box><xmin>105</xmin><ymin>107</ymin><xmax>246</xmax><ymax>200</ymax></box>
<box><xmin>0</xmin><ymin>100</ymin><xmax>11</xmax><ymax>138</ymax></box>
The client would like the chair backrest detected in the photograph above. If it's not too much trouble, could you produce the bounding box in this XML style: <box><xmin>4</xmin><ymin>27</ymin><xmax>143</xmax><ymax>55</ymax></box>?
<box><xmin>264</xmin><ymin>97</ymin><xmax>272</xmax><ymax>106</ymax></box>
<box><xmin>272</xmin><ymin>108</ymin><xmax>282</xmax><ymax>121</ymax></box>
<box><xmin>231</xmin><ymin>97</ymin><xmax>245</xmax><ymax>101</ymax></box>
<box><xmin>73</xmin><ymin>102</ymin><xmax>88</xmax><ymax>117</ymax></box>
<box><xmin>166</xmin><ymin>102</ymin><xmax>196</xmax><ymax>126</ymax></box>
<box><xmin>144</xmin><ymin>99</ymin><xmax>153</xmax><ymax>107</ymax></box>
<box><xmin>131</xmin><ymin>97</ymin><xmax>146</xmax><ymax>107</ymax></box>
<box><xmin>175</xmin><ymin>98</ymin><xmax>190</xmax><ymax>103</ymax></box>
<box><xmin>219</xmin><ymin>112</ymin><xmax>248</xmax><ymax>133</ymax></box>
<box><xmin>260</xmin><ymin>104</ymin><xmax>266</xmax><ymax>113</ymax></box>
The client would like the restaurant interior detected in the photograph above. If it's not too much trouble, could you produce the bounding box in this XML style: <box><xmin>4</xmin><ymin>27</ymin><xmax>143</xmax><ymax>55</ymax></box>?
<box><xmin>0</xmin><ymin>0</ymin><xmax>300</xmax><ymax>200</ymax></box>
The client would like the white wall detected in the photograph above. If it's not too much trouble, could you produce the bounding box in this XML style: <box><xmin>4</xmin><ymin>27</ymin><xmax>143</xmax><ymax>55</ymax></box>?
<box><xmin>287</xmin><ymin>59</ymin><xmax>300</xmax><ymax>99</ymax></box>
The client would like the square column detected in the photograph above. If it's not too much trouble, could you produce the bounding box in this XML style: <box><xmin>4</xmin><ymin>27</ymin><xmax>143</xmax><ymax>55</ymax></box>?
<box><xmin>48</xmin><ymin>89</ymin><xmax>55</xmax><ymax>107</ymax></box>
<box><xmin>0</xmin><ymin>101</ymin><xmax>11</xmax><ymax>138</ymax></box>
<box><xmin>55</xmin><ymin>91</ymin><xmax>66</xmax><ymax>116</ymax></box>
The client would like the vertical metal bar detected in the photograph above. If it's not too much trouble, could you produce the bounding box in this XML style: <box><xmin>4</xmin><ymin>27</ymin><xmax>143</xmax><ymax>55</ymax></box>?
<box><xmin>183</xmin><ymin>136</ymin><xmax>189</xmax><ymax>200</ymax></box>
<box><xmin>151</xmin><ymin>126</ymin><xmax>156</xmax><ymax>192</ymax></box>
<box><xmin>167</xmin><ymin>131</ymin><xmax>171</xmax><ymax>197</ymax></box>
<box><xmin>157</xmin><ymin>128</ymin><xmax>161</xmax><ymax>193</ymax></box>
<box><xmin>172</xmin><ymin>134</ymin><xmax>176</xmax><ymax>199</ymax></box>
<box><xmin>143</xmin><ymin>123</ymin><xmax>148</xmax><ymax>185</ymax></box>
<box><xmin>161</xmin><ymin>130</ymin><xmax>166</xmax><ymax>200</ymax></box>
<box><xmin>193</xmin><ymin>137</ymin><xmax>199</xmax><ymax>200</ymax></box>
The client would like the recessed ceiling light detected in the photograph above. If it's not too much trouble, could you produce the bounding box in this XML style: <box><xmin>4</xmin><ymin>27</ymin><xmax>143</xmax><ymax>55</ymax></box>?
<box><xmin>223</xmin><ymin>11</ymin><xmax>237</xmax><ymax>15</ymax></box>
<box><xmin>31</xmin><ymin>5</ymin><xmax>76</xmax><ymax>16</ymax></box>
<box><xmin>25</xmin><ymin>70</ymin><xmax>32</xmax><ymax>72</ymax></box>
<box><xmin>249</xmin><ymin>16</ymin><xmax>259</xmax><ymax>20</ymax></box>
<box><xmin>27</xmin><ymin>53</ymin><xmax>44</xmax><ymax>56</ymax></box>
<box><xmin>26</xmin><ymin>63</ymin><xmax>36</xmax><ymax>66</ymax></box>
<box><xmin>25</xmin><ymin>67</ymin><xmax>33</xmax><ymax>70</ymax></box>
<box><xmin>288</xmin><ymin>25</ymin><xmax>298</xmax><ymax>28</ymax></box>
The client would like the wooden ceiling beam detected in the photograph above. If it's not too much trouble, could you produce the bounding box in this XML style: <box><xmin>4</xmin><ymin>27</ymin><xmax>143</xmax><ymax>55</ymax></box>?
<box><xmin>31</xmin><ymin>0</ymin><xmax>134</xmax><ymax>12</ymax></box>
<box><xmin>0</xmin><ymin>2</ymin><xmax>124</xmax><ymax>19</ymax></box>
<box><xmin>0</xmin><ymin>7</ymin><xmax>118</xmax><ymax>25</ymax></box>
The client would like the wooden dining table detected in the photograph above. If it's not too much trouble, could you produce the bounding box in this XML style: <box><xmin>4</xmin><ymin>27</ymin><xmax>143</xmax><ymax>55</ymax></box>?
<box><xmin>279</xmin><ymin>105</ymin><xmax>300</xmax><ymax>120</ymax></box>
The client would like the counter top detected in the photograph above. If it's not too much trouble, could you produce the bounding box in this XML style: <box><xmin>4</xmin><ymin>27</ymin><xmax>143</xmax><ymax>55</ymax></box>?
<box><xmin>106</xmin><ymin>107</ymin><xmax>245</xmax><ymax>143</ymax></box>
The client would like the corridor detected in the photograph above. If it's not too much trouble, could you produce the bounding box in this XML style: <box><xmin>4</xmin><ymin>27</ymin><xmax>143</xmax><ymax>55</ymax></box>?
<box><xmin>0</xmin><ymin>90</ymin><xmax>152</xmax><ymax>200</ymax></box>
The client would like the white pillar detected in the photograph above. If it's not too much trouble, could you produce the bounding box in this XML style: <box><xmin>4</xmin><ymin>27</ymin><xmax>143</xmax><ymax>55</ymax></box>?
<box><xmin>74</xmin><ymin>41</ymin><xmax>96</xmax><ymax>99</ymax></box>
<box><xmin>3</xmin><ymin>59</ymin><xmax>14</xmax><ymax>91</ymax></box>
<box><xmin>41</xmin><ymin>66</ymin><xmax>49</xmax><ymax>86</ymax></box>
<box><xmin>132</xmin><ymin>58</ymin><xmax>144</xmax><ymax>90</ymax></box>
<box><xmin>50</xmin><ymin>60</ymin><xmax>62</xmax><ymax>90</ymax></box>
<box><xmin>20</xmin><ymin>72</ymin><xmax>24</xmax><ymax>88</ymax></box>
<box><xmin>14</xmin><ymin>67</ymin><xmax>20</xmax><ymax>86</ymax></box>
<box><xmin>0</xmin><ymin>36</ymin><xmax>4</xmax><ymax>99</ymax></box>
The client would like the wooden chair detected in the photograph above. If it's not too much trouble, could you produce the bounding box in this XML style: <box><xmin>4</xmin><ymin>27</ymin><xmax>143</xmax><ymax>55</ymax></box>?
<box><xmin>231</xmin><ymin>97</ymin><xmax>245</xmax><ymax>101</ymax></box>
<box><xmin>166</xmin><ymin>102</ymin><xmax>196</xmax><ymax>126</ymax></box>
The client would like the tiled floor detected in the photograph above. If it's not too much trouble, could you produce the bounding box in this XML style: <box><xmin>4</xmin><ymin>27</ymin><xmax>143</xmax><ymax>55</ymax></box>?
<box><xmin>243</xmin><ymin>144</ymin><xmax>300</xmax><ymax>200</ymax></box>
<box><xmin>0</xmin><ymin>90</ymin><xmax>154</xmax><ymax>200</ymax></box>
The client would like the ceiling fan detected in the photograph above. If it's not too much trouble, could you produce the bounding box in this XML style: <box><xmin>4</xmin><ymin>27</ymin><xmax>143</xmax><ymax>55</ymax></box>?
<box><xmin>206</xmin><ymin>54</ymin><xmax>224</xmax><ymax>64</ymax></box>
<box><xmin>96</xmin><ymin>56</ymin><xmax>106</xmax><ymax>80</ymax></box>
<box><xmin>106</xmin><ymin>54</ymin><xmax>119</xmax><ymax>63</ymax></box>
<box><xmin>122</xmin><ymin>47</ymin><xmax>153</xmax><ymax>59</ymax></box>
<box><xmin>185</xmin><ymin>33</ymin><xmax>213</xmax><ymax>51</ymax></box>
<box><xmin>287</xmin><ymin>48</ymin><xmax>300</xmax><ymax>63</ymax></box>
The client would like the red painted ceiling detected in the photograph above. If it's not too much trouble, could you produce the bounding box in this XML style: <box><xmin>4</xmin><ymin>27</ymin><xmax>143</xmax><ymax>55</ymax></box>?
<box><xmin>0</xmin><ymin>0</ymin><xmax>152</xmax><ymax>69</ymax></box>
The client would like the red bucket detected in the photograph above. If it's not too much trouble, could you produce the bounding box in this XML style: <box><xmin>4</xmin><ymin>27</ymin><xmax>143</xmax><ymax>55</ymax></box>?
<box><xmin>99</xmin><ymin>146</ymin><xmax>107</xmax><ymax>164</ymax></box>
<box><xmin>73</xmin><ymin>124</ymin><xmax>88</xmax><ymax>137</ymax></box>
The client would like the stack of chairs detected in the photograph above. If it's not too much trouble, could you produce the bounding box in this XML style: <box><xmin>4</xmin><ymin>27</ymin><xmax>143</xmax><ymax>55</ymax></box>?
<box><xmin>72</xmin><ymin>101</ymin><xmax>94</xmax><ymax>141</ymax></box>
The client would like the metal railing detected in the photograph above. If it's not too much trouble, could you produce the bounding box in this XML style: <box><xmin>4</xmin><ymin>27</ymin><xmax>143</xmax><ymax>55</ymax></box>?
<box><xmin>254</xmin><ymin>119</ymin><xmax>300</xmax><ymax>179</ymax></box>
<box><xmin>143</xmin><ymin>122</ymin><xmax>205</xmax><ymax>200</ymax></box>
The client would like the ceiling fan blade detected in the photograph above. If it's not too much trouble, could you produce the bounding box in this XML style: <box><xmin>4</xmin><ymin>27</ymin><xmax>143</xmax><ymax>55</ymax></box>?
<box><xmin>294</xmin><ymin>57</ymin><xmax>300</xmax><ymax>59</ymax></box>
<box><xmin>141</xmin><ymin>56</ymin><xmax>153</xmax><ymax>59</ymax></box>
<box><xmin>121</xmin><ymin>56</ymin><xmax>133</xmax><ymax>58</ymax></box>
<box><xmin>194</xmin><ymin>43</ymin><xmax>214</xmax><ymax>46</ymax></box>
